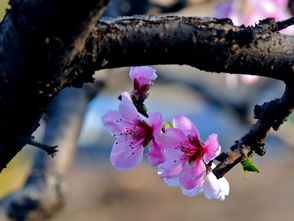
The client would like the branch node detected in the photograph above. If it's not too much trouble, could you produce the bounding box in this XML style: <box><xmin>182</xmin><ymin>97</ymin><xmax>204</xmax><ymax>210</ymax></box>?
<box><xmin>254</xmin><ymin>104</ymin><xmax>262</xmax><ymax>119</ymax></box>
<box><xmin>215</xmin><ymin>152</ymin><xmax>229</xmax><ymax>161</ymax></box>
<box><xmin>14</xmin><ymin>136</ymin><xmax>58</xmax><ymax>157</ymax></box>
<box><xmin>240</xmin><ymin>145</ymin><xmax>249</xmax><ymax>160</ymax></box>
<box><xmin>253</xmin><ymin>143</ymin><xmax>266</xmax><ymax>156</ymax></box>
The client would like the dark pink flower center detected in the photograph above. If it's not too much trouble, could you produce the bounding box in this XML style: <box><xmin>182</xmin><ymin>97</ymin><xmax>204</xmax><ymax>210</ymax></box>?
<box><xmin>135</xmin><ymin>120</ymin><xmax>154</xmax><ymax>146</ymax></box>
<box><xmin>134</xmin><ymin>79</ymin><xmax>151</xmax><ymax>94</ymax></box>
<box><xmin>115</xmin><ymin>119</ymin><xmax>153</xmax><ymax>148</ymax></box>
<box><xmin>179</xmin><ymin>135</ymin><xmax>205</xmax><ymax>164</ymax></box>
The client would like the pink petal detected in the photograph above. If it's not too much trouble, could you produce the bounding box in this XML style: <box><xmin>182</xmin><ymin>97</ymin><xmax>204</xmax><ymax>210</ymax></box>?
<box><xmin>101</xmin><ymin>110</ymin><xmax>124</xmax><ymax>136</ymax></box>
<box><xmin>173</xmin><ymin>114</ymin><xmax>200</xmax><ymax>141</ymax></box>
<box><xmin>147</xmin><ymin>140</ymin><xmax>165</xmax><ymax>166</ymax></box>
<box><xmin>160</xmin><ymin>175</ymin><xmax>180</xmax><ymax>187</ymax></box>
<box><xmin>156</xmin><ymin>128</ymin><xmax>186</xmax><ymax>178</ymax></box>
<box><xmin>148</xmin><ymin>112</ymin><xmax>163</xmax><ymax>137</ymax></box>
<box><xmin>179</xmin><ymin>159</ymin><xmax>206</xmax><ymax>190</ymax></box>
<box><xmin>129</xmin><ymin>66</ymin><xmax>157</xmax><ymax>86</ymax></box>
<box><xmin>182</xmin><ymin>185</ymin><xmax>203</xmax><ymax>197</ymax></box>
<box><xmin>157</xmin><ymin>128</ymin><xmax>186</xmax><ymax>147</ymax></box>
<box><xmin>158</xmin><ymin>160</ymin><xmax>184</xmax><ymax>179</ymax></box>
<box><xmin>203</xmin><ymin>133</ymin><xmax>221</xmax><ymax>164</ymax></box>
<box><xmin>110</xmin><ymin>138</ymin><xmax>144</xmax><ymax>170</ymax></box>
<box><xmin>119</xmin><ymin>91</ymin><xmax>140</xmax><ymax>121</ymax></box>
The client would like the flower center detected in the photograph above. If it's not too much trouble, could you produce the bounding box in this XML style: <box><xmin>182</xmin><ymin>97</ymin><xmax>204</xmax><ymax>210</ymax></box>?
<box><xmin>119</xmin><ymin>119</ymin><xmax>153</xmax><ymax>148</ymax></box>
<box><xmin>134</xmin><ymin>79</ymin><xmax>151</xmax><ymax>94</ymax></box>
<box><xmin>179</xmin><ymin>135</ymin><xmax>205</xmax><ymax>164</ymax></box>
<box><xmin>135</xmin><ymin>120</ymin><xmax>154</xmax><ymax>146</ymax></box>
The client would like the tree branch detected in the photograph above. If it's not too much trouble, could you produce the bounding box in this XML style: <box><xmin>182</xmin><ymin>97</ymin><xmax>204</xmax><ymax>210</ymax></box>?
<box><xmin>1</xmin><ymin>1</ymin><xmax>294</xmax><ymax>171</ymax></box>
<box><xmin>0</xmin><ymin>83</ymin><xmax>103</xmax><ymax>220</ymax></box>
<box><xmin>0</xmin><ymin>0</ymin><xmax>109</xmax><ymax>172</ymax></box>
<box><xmin>213</xmin><ymin>82</ymin><xmax>294</xmax><ymax>178</ymax></box>
<box><xmin>71</xmin><ymin>16</ymin><xmax>294</xmax><ymax>82</ymax></box>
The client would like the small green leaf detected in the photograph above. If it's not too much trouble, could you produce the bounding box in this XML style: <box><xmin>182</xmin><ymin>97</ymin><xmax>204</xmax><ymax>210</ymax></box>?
<box><xmin>142</xmin><ymin>105</ymin><xmax>148</xmax><ymax>113</ymax></box>
<box><xmin>163</xmin><ymin>122</ymin><xmax>174</xmax><ymax>132</ymax></box>
<box><xmin>241</xmin><ymin>152</ymin><xmax>260</xmax><ymax>179</ymax></box>
<box><xmin>241</xmin><ymin>161</ymin><xmax>260</xmax><ymax>173</ymax></box>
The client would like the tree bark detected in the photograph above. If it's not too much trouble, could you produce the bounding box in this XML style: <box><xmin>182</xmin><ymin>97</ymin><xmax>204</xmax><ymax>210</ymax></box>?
<box><xmin>0</xmin><ymin>83</ymin><xmax>103</xmax><ymax>221</ymax></box>
<box><xmin>0</xmin><ymin>0</ymin><xmax>109</xmax><ymax>171</ymax></box>
<box><xmin>72</xmin><ymin>16</ymin><xmax>294</xmax><ymax>82</ymax></box>
<box><xmin>0</xmin><ymin>0</ymin><xmax>293</xmax><ymax>172</ymax></box>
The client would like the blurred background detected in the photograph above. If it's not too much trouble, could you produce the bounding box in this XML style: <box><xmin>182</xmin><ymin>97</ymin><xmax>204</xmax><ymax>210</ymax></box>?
<box><xmin>1</xmin><ymin>0</ymin><xmax>294</xmax><ymax>220</ymax></box>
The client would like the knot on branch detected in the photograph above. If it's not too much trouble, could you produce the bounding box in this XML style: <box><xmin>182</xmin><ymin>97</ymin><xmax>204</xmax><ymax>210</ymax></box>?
<box><xmin>14</xmin><ymin>136</ymin><xmax>58</xmax><ymax>157</ymax></box>
<box><xmin>254</xmin><ymin>17</ymin><xmax>294</xmax><ymax>34</ymax></box>
<box><xmin>233</xmin><ymin>29</ymin><xmax>256</xmax><ymax>47</ymax></box>
<box><xmin>252</xmin><ymin>142</ymin><xmax>266</xmax><ymax>156</ymax></box>
<box><xmin>253</xmin><ymin>101</ymin><xmax>277</xmax><ymax>119</ymax></box>
<box><xmin>213</xmin><ymin>84</ymin><xmax>294</xmax><ymax>178</ymax></box>
<box><xmin>256</xmin><ymin>18</ymin><xmax>278</xmax><ymax>32</ymax></box>
<box><xmin>253</xmin><ymin>97</ymin><xmax>292</xmax><ymax>130</ymax></box>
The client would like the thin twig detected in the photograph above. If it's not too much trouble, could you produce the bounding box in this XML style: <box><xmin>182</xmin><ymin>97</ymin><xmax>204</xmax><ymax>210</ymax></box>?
<box><xmin>213</xmin><ymin>83</ymin><xmax>294</xmax><ymax>178</ymax></box>
<box><xmin>274</xmin><ymin>16</ymin><xmax>294</xmax><ymax>32</ymax></box>
<box><xmin>14</xmin><ymin>136</ymin><xmax>58</xmax><ymax>156</ymax></box>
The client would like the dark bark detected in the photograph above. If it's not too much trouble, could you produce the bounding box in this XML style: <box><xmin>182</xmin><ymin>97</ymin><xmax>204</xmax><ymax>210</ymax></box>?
<box><xmin>0</xmin><ymin>83</ymin><xmax>103</xmax><ymax>221</ymax></box>
<box><xmin>71</xmin><ymin>16</ymin><xmax>294</xmax><ymax>82</ymax></box>
<box><xmin>213</xmin><ymin>82</ymin><xmax>294</xmax><ymax>178</ymax></box>
<box><xmin>0</xmin><ymin>0</ymin><xmax>293</xmax><ymax>172</ymax></box>
<box><xmin>0</xmin><ymin>0</ymin><xmax>109</xmax><ymax>171</ymax></box>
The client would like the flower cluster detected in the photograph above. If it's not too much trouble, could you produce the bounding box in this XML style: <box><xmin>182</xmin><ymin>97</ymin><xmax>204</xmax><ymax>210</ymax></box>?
<box><xmin>102</xmin><ymin>66</ymin><xmax>229</xmax><ymax>200</ymax></box>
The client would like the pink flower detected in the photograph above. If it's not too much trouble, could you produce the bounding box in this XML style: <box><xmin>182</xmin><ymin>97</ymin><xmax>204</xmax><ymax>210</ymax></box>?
<box><xmin>182</xmin><ymin>163</ymin><xmax>230</xmax><ymax>201</ymax></box>
<box><xmin>157</xmin><ymin>115</ymin><xmax>221</xmax><ymax>190</ymax></box>
<box><xmin>102</xmin><ymin>91</ymin><xmax>164</xmax><ymax>169</ymax></box>
<box><xmin>161</xmin><ymin>163</ymin><xmax>229</xmax><ymax>201</ymax></box>
<box><xmin>129</xmin><ymin>66</ymin><xmax>157</xmax><ymax>95</ymax></box>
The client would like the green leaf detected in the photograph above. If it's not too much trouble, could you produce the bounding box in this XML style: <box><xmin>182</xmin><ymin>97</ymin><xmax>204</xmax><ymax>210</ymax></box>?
<box><xmin>163</xmin><ymin>122</ymin><xmax>174</xmax><ymax>132</ymax></box>
<box><xmin>241</xmin><ymin>152</ymin><xmax>260</xmax><ymax>179</ymax></box>
<box><xmin>142</xmin><ymin>105</ymin><xmax>148</xmax><ymax>113</ymax></box>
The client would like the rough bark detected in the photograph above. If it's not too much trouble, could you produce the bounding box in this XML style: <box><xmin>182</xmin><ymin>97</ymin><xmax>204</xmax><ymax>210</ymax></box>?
<box><xmin>0</xmin><ymin>0</ymin><xmax>109</xmax><ymax>171</ymax></box>
<box><xmin>213</xmin><ymin>82</ymin><xmax>294</xmax><ymax>178</ymax></box>
<box><xmin>0</xmin><ymin>0</ymin><xmax>293</xmax><ymax>172</ymax></box>
<box><xmin>0</xmin><ymin>83</ymin><xmax>103</xmax><ymax>221</ymax></box>
<box><xmin>71</xmin><ymin>16</ymin><xmax>294</xmax><ymax>82</ymax></box>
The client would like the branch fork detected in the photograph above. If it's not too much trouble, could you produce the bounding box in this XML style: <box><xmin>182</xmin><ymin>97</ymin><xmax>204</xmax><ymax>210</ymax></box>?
<box><xmin>14</xmin><ymin>136</ymin><xmax>58</xmax><ymax>157</ymax></box>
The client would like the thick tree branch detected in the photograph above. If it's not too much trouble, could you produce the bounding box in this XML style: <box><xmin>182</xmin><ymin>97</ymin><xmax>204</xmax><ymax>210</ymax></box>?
<box><xmin>0</xmin><ymin>2</ymin><xmax>294</xmax><ymax>171</ymax></box>
<box><xmin>213</xmin><ymin>82</ymin><xmax>294</xmax><ymax>178</ymax></box>
<box><xmin>0</xmin><ymin>83</ymin><xmax>103</xmax><ymax>221</ymax></box>
<box><xmin>71</xmin><ymin>16</ymin><xmax>294</xmax><ymax>82</ymax></box>
<box><xmin>0</xmin><ymin>0</ymin><xmax>109</xmax><ymax>172</ymax></box>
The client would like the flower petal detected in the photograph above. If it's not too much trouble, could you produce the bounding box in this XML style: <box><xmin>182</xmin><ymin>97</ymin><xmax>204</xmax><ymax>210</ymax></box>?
<box><xmin>119</xmin><ymin>91</ymin><xmax>140</xmax><ymax>121</ymax></box>
<box><xmin>203</xmin><ymin>133</ymin><xmax>221</xmax><ymax>164</ymax></box>
<box><xmin>148</xmin><ymin>112</ymin><xmax>163</xmax><ymax>137</ymax></box>
<box><xmin>161</xmin><ymin>176</ymin><xmax>181</xmax><ymax>187</ymax></box>
<box><xmin>147</xmin><ymin>140</ymin><xmax>165</xmax><ymax>166</ymax></box>
<box><xmin>156</xmin><ymin>128</ymin><xmax>186</xmax><ymax>178</ymax></box>
<box><xmin>101</xmin><ymin>110</ymin><xmax>124</xmax><ymax>136</ymax></box>
<box><xmin>110</xmin><ymin>138</ymin><xmax>143</xmax><ymax>170</ymax></box>
<box><xmin>182</xmin><ymin>185</ymin><xmax>203</xmax><ymax>197</ymax></box>
<box><xmin>217</xmin><ymin>177</ymin><xmax>230</xmax><ymax>201</ymax></box>
<box><xmin>173</xmin><ymin>114</ymin><xmax>200</xmax><ymax>140</ymax></box>
<box><xmin>203</xmin><ymin>172</ymin><xmax>220</xmax><ymax>200</ymax></box>
<box><xmin>129</xmin><ymin>66</ymin><xmax>157</xmax><ymax>86</ymax></box>
<box><xmin>179</xmin><ymin>159</ymin><xmax>206</xmax><ymax>190</ymax></box>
